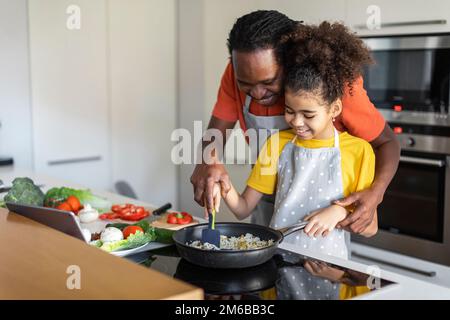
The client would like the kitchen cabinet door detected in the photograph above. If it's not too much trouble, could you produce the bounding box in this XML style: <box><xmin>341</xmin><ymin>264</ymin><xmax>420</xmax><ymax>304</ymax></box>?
<box><xmin>28</xmin><ymin>0</ymin><xmax>111</xmax><ymax>190</ymax></box>
<box><xmin>347</xmin><ymin>0</ymin><xmax>450</xmax><ymax>36</ymax></box>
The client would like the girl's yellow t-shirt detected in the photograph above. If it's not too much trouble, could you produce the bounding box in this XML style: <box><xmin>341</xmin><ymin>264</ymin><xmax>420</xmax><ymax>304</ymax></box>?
<box><xmin>247</xmin><ymin>129</ymin><xmax>375</xmax><ymax>197</ymax></box>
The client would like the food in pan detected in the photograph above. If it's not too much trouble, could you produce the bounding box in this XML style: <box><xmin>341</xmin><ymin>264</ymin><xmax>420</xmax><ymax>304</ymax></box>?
<box><xmin>187</xmin><ymin>233</ymin><xmax>274</xmax><ymax>251</ymax></box>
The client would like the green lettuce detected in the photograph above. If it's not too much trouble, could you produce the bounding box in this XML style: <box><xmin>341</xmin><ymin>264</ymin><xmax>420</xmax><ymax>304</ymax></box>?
<box><xmin>97</xmin><ymin>229</ymin><xmax>157</xmax><ymax>252</ymax></box>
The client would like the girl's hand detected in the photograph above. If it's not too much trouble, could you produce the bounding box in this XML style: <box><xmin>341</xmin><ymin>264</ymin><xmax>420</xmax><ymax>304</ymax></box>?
<box><xmin>303</xmin><ymin>205</ymin><xmax>348</xmax><ymax>238</ymax></box>
<box><xmin>204</xmin><ymin>183</ymin><xmax>222</xmax><ymax>219</ymax></box>
<box><xmin>303</xmin><ymin>260</ymin><xmax>346</xmax><ymax>282</ymax></box>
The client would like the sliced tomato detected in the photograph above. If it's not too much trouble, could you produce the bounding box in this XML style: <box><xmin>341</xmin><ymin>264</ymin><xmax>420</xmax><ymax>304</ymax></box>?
<box><xmin>99</xmin><ymin>212</ymin><xmax>121</xmax><ymax>220</ymax></box>
<box><xmin>119</xmin><ymin>206</ymin><xmax>149</xmax><ymax>221</ymax></box>
<box><xmin>107</xmin><ymin>204</ymin><xmax>149</xmax><ymax>221</ymax></box>
<box><xmin>122</xmin><ymin>226</ymin><xmax>144</xmax><ymax>239</ymax></box>
<box><xmin>121</xmin><ymin>212</ymin><xmax>148</xmax><ymax>221</ymax></box>
<box><xmin>111</xmin><ymin>204</ymin><xmax>125</xmax><ymax>213</ymax></box>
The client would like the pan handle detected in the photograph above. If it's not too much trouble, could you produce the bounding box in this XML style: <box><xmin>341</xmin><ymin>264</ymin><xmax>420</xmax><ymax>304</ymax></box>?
<box><xmin>276</xmin><ymin>221</ymin><xmax>308</xmax><ymax>243</ymax></box>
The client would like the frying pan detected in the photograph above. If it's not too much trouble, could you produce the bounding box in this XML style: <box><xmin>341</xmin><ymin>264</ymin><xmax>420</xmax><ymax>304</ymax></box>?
<box><xmin>173</xmin><ymin>221</ymin><xmax>307</xmax><ymax>269</ymax></box>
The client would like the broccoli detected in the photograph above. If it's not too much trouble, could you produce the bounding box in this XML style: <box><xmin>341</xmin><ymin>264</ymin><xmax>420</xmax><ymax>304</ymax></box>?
<box><xmin>3</xmin><ymin>177</ymin><xmax>45</xmax><ymax>207</ymax></box>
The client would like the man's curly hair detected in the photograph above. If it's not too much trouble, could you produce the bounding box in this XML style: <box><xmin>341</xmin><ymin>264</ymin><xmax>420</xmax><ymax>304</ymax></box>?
<box><xmin>284</xmin><ymin>22</ymin><xmax>373</xmax><ymax>104</ymax></box>
<box><xmin>227</xmin><ymin>10</ymin><xmax>298</xmax><ymax>64</ymax></box>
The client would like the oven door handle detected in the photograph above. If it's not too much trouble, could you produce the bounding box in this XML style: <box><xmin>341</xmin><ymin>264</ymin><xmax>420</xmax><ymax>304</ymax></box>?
<box><xmin>400</xmin><ymin>156</ymin><xmax>446</xmax><ymax>167</ymax></box>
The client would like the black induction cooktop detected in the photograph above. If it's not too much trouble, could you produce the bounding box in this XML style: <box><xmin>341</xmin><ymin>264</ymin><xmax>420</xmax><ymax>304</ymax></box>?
<box><xmin>126</xmin><ymin>246</ymin><xmax>394</xmax><ymax>300</ymax></box>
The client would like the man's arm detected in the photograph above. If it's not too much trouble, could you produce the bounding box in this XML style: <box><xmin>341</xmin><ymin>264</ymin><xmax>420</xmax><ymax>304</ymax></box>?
<box><xmin>336</xmin><ymin>123</ymin><xmax>400</xmax><ymax>233</ymax></box>
<box><xmin>190</xmin><ymin>115</ymin><xmax>236</xmax><ymax>214</ymax></box>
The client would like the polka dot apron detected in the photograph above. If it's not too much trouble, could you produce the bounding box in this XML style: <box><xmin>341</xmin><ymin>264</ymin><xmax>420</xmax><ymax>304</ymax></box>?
<box><xmin>272</xmin><ymin>128</ymin><xmax>348</xmax><ymax>300</ymax></box>
<box><xmin>270</xmin><ymin>128</ymin><xmax>348</xmax><ymax>260</ymax></box>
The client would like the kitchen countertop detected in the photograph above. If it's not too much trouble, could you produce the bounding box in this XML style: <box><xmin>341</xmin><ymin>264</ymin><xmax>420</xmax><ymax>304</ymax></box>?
<box><xmin>0</xmin><ymin>208</ymin><xmax>203</xmax><ymax>299</ymax></box>
<box><xmin>0</xmin><ymin>167</ymin><xmax>203</xmax><ymax>300</ymax></box>
<box><xmin>2</xmin><ymin>166</ymin><xmax>450</xmax><ymax>299</ymax></box>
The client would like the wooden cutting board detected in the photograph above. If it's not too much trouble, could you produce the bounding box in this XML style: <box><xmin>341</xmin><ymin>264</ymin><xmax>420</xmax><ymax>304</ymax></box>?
<box><xmin>150</xmin><ymin>212</ymin><xmax>200</xmax><ymax>230</ymax></box>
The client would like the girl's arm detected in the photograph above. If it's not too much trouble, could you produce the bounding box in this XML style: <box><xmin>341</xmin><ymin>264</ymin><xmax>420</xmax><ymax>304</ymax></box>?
<box><xmin>304</xmin><ymin>205</ymin><xmax>348</xmax><ymax>237</ymax></box>
<box><xmin>304</xmin><ymin>205</ymin><xmax>378</xmax><ymax>238</ymax></box>
<box><xmin>219</xmin><ymin>184</ymin><xmax>264</xmax><ymax>221</ymax></box>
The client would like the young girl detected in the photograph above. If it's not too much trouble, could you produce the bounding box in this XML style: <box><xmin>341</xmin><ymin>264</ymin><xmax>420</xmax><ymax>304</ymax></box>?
<box><xmin>215</xmin><ymin>21</ymin><xmax>377</xmax><ymax>260</ymax></box>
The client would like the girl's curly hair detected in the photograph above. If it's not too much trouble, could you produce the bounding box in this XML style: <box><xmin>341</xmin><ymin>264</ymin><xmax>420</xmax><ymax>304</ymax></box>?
<box><xmin>284</xmin><ymin>22</ymin><xmax>373</xmax><ymax>104</ymax></box>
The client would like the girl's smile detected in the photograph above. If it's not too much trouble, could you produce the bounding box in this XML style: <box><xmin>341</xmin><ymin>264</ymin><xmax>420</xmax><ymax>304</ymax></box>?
<box><xmin>285</xmin><ymin>90</ymin><xmax>342</xmax><ymax>140</ymax></box>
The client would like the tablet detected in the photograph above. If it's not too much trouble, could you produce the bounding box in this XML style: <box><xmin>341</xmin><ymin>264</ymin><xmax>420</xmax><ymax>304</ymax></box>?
<box><xmin>5</xmin><ymin>202</ymin><xmax>86</xmax><ymax>241</ymax></box>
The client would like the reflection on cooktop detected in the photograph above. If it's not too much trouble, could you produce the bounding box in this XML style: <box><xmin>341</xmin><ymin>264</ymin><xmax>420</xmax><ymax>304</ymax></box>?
<box><xmin>126</xmin><ymin>246</ymin><xmax>394</xmax><ymax>300</ymax></box>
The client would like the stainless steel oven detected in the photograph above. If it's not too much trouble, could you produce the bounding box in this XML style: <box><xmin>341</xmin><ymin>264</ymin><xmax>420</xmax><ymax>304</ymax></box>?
<box><xmin>353</xmin><ymin>33</ymin><xmax>450</xmax><ymax>267</ymax></box>
<box><xmin>362</xmin><ymin>33</ymin><xmax>450</xmax><ymax>113</ymax></box>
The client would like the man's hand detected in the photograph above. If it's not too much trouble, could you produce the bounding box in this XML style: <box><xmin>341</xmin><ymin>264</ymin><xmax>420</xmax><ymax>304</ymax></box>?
<box><xmin>334</xmin><ymin>187</ymin><xmax>383</xmax><ymax>234</ymax></box>
<box><xmin>191</xmin><ymin>163</ymin><xmax>231</xmax><ymax>215</ymax></box>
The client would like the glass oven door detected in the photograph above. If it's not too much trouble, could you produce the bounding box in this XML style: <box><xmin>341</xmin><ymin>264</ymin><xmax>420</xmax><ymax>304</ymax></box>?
<box><xmin>378</xmin><ymin>151</ymin><xmax>447</xmax><ymax>242</ymax></box>
<box><xmin>362</xmin><ymin>34</ymin><xmax>450</xmax><ymax>113</ymax></box>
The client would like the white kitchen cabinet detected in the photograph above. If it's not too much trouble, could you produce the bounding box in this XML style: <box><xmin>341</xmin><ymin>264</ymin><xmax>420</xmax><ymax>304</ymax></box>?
<box><xmin>346</xmin><ymin>0</ymin><xmax>450</xmax><ymax>36</ymax></box>
<box><xmin>28</xmin><ymin>0</ymin><xmax>178</xmax><ymax>205</ymax></box>
<box><xmin>28</xmin><ymin>0</ymin><xmax>111</xmax><ymax>190</ymax></box>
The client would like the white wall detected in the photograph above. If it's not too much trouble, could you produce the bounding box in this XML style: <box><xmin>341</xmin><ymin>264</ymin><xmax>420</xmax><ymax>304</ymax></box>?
<box><xmin>109</xmin><ymin>0</ymin><xmax>177</xmax><ymax>207</ymax></box>
<box><xmin>0</xmin><ymin>0</ymin><xmax>33</xmax><ymax>170</ymax></box>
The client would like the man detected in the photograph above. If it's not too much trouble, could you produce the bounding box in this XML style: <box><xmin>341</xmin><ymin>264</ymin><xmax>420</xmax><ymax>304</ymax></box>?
<box><xmin>190</xmin><ymin>10</ymin><xmax>400</xmax><ymax>233</ymax></box>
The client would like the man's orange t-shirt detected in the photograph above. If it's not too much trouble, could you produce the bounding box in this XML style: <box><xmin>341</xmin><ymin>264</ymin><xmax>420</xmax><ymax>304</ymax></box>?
<box><xmin>212</xmin><ymin>62</ymin><xmax>385</xmax><ymax>142</ymax></box>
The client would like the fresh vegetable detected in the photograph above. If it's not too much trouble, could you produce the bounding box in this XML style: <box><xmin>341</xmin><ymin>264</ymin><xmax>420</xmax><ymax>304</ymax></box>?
<box><xmin>66</xmin><ymin>195</ymin><xmax>82</xmax><ymax>212</ymax></box>
<box><xmin>98</xmin><ymin>231</ymin><xmax>150</xmax><ymax>252</ymax></box>
<box><xmin>54</xmin><ymin>195</ymin><xmax>83</xmax><ymax>214</ymax></box>
<box><xmin>167</xmin><ymin>214</ymin><xmax>178</xmax><ymax>224</ymax></box>
<box><xmin>78</xmin><ymin>204</ymin><xmax>99</xmax><ymax>223</ymax></box>
<box><xmin>99</xmin><ymin>203</ymin><xmax>150</xmax><ymax>221</ymax></box>
<box><xmin>166</xmin><ymin>211</ymin><xmax>193</xmax><ymax>225</ymax></box>
<box><xmin>100</xmin><ymin>227</ymin><xmax>124</xmax><ymax>243</ymax></box>
<box><xmin>106</xmin><ymin>221</ymin><xmax>174</xmax><ymax>244</ymax></box>
<box><xmin>44</xmin><ymin>187</ymin><xmax>110</xmax><ymax>210</ymax></box>
<box><xmin>57</xmin><ymin>202</ymin><xmax>72</xmax><ymax>212</ymax></box>
<box><xmin>123</xmin><ymin>226</ymin><xmax>144</xmax><ymax>239</ymax></box>
<box><xmin>99</xmin><ymin>212</ymin><xmax>120</xmax><ymax>220</ymax></box>
<box><xmin>154</xmin><ymin>228</ymin><xmax>175</xmax><ymax>244</ymax></box>
<box><xmin>93</xmin><ymin>226</ymin><xmax>157</xmax><ymax>252</ymax></box>
<box><xmin>3</xmin><ymin>177</ymin><xmax>45</xmax><ymax>207</ymax></box>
